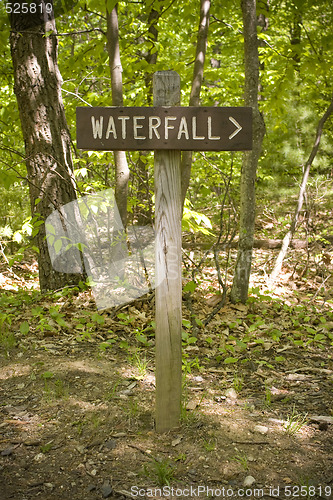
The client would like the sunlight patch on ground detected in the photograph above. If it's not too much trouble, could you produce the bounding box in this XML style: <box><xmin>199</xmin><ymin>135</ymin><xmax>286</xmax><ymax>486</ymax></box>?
<box><xmin>55</xmin><ymin>359</ymin><xmax>111</xmax><ymax>375</ymax></box>
<box><xmin>0</xmin><ymin>363</ymin><xmax>31</xmax><ymax>379</ymax></box>
<box><xmin>67</xmin><ymin>397</ymin><xmax>108</xmax><ymax>411</ymax></box>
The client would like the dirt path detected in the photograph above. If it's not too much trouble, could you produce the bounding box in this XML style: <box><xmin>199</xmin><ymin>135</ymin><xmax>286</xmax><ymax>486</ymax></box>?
<box><xmin>1</xmin><ymin>318</ymin><xmax>332</xmax><ymax>500</ymax></box>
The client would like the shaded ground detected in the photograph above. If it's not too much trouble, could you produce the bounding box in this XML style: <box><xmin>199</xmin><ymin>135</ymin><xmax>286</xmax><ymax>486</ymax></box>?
<box><xmin>0</xmin><ymin>244</ymin><xmax>333</xmax><ymax>500</ymax></box>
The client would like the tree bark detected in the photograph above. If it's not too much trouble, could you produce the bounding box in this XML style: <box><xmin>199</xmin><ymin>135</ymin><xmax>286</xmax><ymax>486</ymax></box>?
<box><xmin>9</xmin><ymin>7</ymin><xmax>83</xmax><ymax>292</ymax></box>
<box><xmin>230</xmin><ymin>0</ymin><xmax>265</xmax><ymax>304</ymax></box>
<box><xmin>181</xmin><ymin>0</ymin><xmax>211</xmax><ymax>210</ymax></box>
<box><xmin>106</xmin><ymin>4</ymin><xmax>129</xmax><ymax>229</ymax></box>
<box><xmin>136</xmin><ymin>5</ymin><xmax>161</xmax><ymax>226</ymax></box>
<box><xmin>269</xmin><ymin>94</ymin><xmax>333</xmax><ymax>281</ymax></box>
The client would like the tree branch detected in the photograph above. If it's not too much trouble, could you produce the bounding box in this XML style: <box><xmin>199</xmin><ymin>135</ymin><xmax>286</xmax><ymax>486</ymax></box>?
<box><xmin>269</xmin><ymin>94</ymin><xmax>333</xmax><ymax>281</ymax></box>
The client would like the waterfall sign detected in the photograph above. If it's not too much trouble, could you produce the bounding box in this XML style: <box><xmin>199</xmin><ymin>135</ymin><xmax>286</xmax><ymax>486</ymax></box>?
<box><xmin>75</xmin><ymin>72</ymin><xmax>253</xmax><ymax>432</ymax></box>
<box><xmin>76</xmin><ymin>106</ymin><xmax>252</xmax><ymax>151</ymax></box>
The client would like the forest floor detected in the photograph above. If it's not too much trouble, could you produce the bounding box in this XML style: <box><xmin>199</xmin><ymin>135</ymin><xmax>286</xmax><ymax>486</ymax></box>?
<box><xmin>0</xmin><ymin>235</ymin><xmax>333</xmax><ymax>499</ymax></box>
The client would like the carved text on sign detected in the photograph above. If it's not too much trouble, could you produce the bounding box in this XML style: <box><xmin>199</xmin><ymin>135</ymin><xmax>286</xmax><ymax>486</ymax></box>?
<box><xmin>76</xmin><ymin>107</ymin><xmax>252</xmax><ymax>151</ymax></box>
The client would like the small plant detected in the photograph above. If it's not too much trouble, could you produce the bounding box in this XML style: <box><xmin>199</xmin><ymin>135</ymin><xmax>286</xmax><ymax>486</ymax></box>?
<box><xmin>135</xmin><ymin>328</ymin><xmax>152</xmax><ymax>347</ymax></box>
<box><xmin>99</xmin><ymin>338</ymin><xmax>117</xmax><ymax>351</ymax></box>
<box><xmin>124</xmin><ymin>399</ymin><xmax>140</xmax><ymax>428</ymax></box>
<box><xmin>203</xmin><ymin>439</ymin><xmax>216</xmax><ymax>452</ymax></box>
<box><xmin>182</xmin><ymin>353</ymin><xmax>202</xmax><ymax>374</ymax></box>
<box><xmin>181</xmin><ymin>319</ymin><xmax>197</xmax><ymax>346</ymax></box>
<box><xmin>181</xmin><ymin>380</ymin><xmax>189</xmax><ymax>422</ymax></box>
<box><xmin>73</xmin><ymin>310</ymin><xmax>105</xmax><ymax>341</ymax></box>
<box><xmin>40</xmin><ymin>442</ymin><xmax>53</xmax><ymax>454</ymax></box>
<box><xmin>233</xmin><ymin>373</ymin><xmax>244</xmax><ymax>393</ymax></box>
<box><xmin>118</xmin><ymin>339</ymin><xmax>130</xmax><ymax>351</ymax></box>
<box><xmin>298</xmin><ymin>476</ymin><xmax>316</xmax><ymax>500</ymax></box>
<box><xmin>90</xmin><ymin>413</ymin><xmax>101</xmax><ymax>429</ymax></box>
<box><xmin>0</xmin><ymin>312</ymin><xmax>17</xmax><ymax>354</ymax></box>
<box><xmin>41</xmin><ymin>372</ymin><xmax>69</xmax><ymax>400</ymax></box>
<box><xmin>0</xmin><ymin>330</ymin><xmax>17</xmax><ymax>352</ymax></box>
<box><xmin>41</xmin><ymin>370</ymin><xmax>54</xmax><ymax>382</ymax></box>
<box><xmin>32</xmin><ymin>306</ymin><xmax>55</xmax><ymax>335</ymax></box>
<box><xmin>105</xmin><ymin>380</ymin><xmax>120</xmax><ymax>401</ymax></box>
<box><xmin>129</xmin><ymin>350</ymin><xmax>149</xmax><ymax>377</ymax></box>
<box><xmin>53</xmin><ymin>379</ymin><xmax>69</xmax><ymax>399</ymax></box>
<box><xmin>232</xmin><ymin>451</ymin><xmax>248</xmax><ymax>470</ymax></box>
<box><xmin>264</xmin><ymin>385</ymin><xmax>272</xmax><ymax>407</ymax></box>
<box><xmin>72</xmin><ymin>420</ymin><xmax>86</xmax><ymax>436</ymax></box>
<box><xmin>117</xmin><ymin>312</ymin><xmax>134</xmax><ymax>325</ymax></box>
<box><xmin>143</xmin><ymin>458</ymin><xmax>174</xmax><ymax>487</ymax></box>
<box><xmin>180</xmin><ymin>379</ymin><xmax>202</xmax><ymax>426</ymax></box>
<box><xmin>284</xmin><ymin>405</ymin><xmax>308</xmax><ymax>436</ymax></box>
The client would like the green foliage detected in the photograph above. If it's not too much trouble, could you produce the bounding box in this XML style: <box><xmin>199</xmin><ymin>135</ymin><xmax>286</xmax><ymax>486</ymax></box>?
<box><xmin>129</xmin><ymin>349</ymin><xmax>150</xmax><ymax>377</ymax></box>
<box><xmin>143</xmin><ymin>458</ymin><xmax>175</xmax><ymax>487</ymax></box>
<box><xmin>284</xmin><ymin>406</ymin><xmax>308</xmax><ymax>436</ymax></box>
<box><xmin>203</xmin><ymin>439</ymin><xmax>216</xmax><ymax>452</ymax></box>
<box><xmin>232</xmin><ymin>451</ymin><xmax>248</xmax><ymax>470</ymax></box>
<box><xmin>0</xmin><ymin>0</ymin><xmax>332</xmax><ymax>264</ymax></box>
<box><xmin>0</xmin><ymin>330</ymin><xmax>17</xmax><ymax>352</ymax></box>
<box><xmin>233</xmin><ymin>373</ymin><xmax>244</xmax><ymax>392</ymax></box>
<box><xmin>182</xmin><ymin>199</ymin><xmax>213</xmax><ymax>235</ymax></box>
<box><xmin>19</xmin><ymin>321</ymin><xmax>30</xmax><ymax>335</ymax></box>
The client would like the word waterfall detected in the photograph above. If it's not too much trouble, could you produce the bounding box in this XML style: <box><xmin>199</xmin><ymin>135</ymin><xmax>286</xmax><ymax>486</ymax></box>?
<box><xmin>76</xmin><ymin>106</ymin><xmax>252</xmax><ymax>152</ymax></box>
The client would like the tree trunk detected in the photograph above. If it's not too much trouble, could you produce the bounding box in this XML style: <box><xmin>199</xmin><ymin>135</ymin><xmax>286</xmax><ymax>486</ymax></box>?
<box><xmin>230</xmin><ymin>0</ymin><xmax>265</xmax><ymax>304</ymax></box>
<box><xmin>106</xmin><ymin>4</ymin><xmax>129</xmax><ymax>229</ymax></box>
<box><xmin>269</xmin><ymin>94</ymin><xmax>333</xmax><ymax>281</ymax></box>
<box><xmin>181</xmin><ymin>0</ymin><xmax>211</xmax><ymax>210</ymax></box>
<box><xmin>136</xmin><ymin>5</ymin><xmax>161</xmax><ymax>226</ymax></box>
<box><xmin>9</xmin><ymin>8</ymin><xmax>83</xmax><ymax>292</ymax></box>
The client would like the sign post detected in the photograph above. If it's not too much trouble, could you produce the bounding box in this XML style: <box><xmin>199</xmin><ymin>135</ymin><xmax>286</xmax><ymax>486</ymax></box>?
<box><xmin>153</xmin><ymin>71</ymin><xmax>182</xmax><ymax>432</ymax></box>
<box><xmin>76</xmin><ymin>71</ymin><xmax>252</xmax><ymax>433</ymax></box>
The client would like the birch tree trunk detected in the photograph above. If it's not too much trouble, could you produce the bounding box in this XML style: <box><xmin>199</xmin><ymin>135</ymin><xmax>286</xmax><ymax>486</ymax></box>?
<box><xmin>270</xmin><ymin>94</ymin><xmax>333</xmax><ymax>281</ymax></box>
<box><xmin>181</xmin><ymin>0</ymin><xmax>211</xmax><ymax>209</ymax></box>
<box><xmin>230</xmin><ymin>0</ymin><xmax>265</xmax><ymax>304</ymax></box>
<box><xmin>106</xmin><ymin>4</ymin><xmax>129</xmax><ymax>229</ymax></box>
<box><xmin>10</xmin><ymin>7</ymin><xmax>83</xmax><ymax>292</ymax></box>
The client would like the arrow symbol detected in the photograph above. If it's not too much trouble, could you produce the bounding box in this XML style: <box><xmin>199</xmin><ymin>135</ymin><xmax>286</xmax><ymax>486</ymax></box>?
<box><xmin>228</xmin><ymin>116</ymin><xmax>242</xmax><ymax>140</ymax></box>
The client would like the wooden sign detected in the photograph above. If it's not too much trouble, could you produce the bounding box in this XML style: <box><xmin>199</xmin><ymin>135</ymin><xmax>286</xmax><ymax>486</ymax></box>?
<box><xmin>76</xmin><ymin>71</ymin><xmax>253</xmax><ymax>433</ymax></box>
<box><xmin>76</xmin><ymin>106</ymin><xmax>252</xmax><ymax>151</ymax></box>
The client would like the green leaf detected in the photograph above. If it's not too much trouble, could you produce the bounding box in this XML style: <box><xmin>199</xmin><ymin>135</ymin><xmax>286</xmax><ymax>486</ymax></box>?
<box><xmin>136</xmin><ymin>333</ymin><xmax>148</xmax><ymax>345</ymax></box>
<box><xmin>92</xmin><ymin>313</ymin><xmax>105</xmax><ymax>325</ymax></box>
<box><xmin>76</xmin><ymin>242</ymin><xmax>87</xmax><ymax>252</ymax></box>
<box><xmin>54</xmin><ymin>239</ymin><xmax>63</xmax><ymax>253</ymax></box>
<box><xmin>106</xmin><ymin>0</ymin><xmax>117</xmax><ymax>13</ymax></box>
<box><xmin>224</xmin><ymin>357</ymin><xmax>238</xmax><ymax>364</ymax></box>
<box><xmin>183</xmin><ymin>281</ymin><xmax>197</xmax><ymax>293</ymax></box>
<box><xmin>20</xmin><ymin>321</ymin><xmax>30</xmax><ymax>335</ymax></box>
<box><xmin>45</xmin><ymin>223</ymin><xmax>55</xmax><ymax>235</ymax></box>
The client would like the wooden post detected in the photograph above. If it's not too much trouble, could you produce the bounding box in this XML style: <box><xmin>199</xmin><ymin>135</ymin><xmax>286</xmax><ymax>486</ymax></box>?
<box><xmin>153</xmin><ymin>71</ymin><xmax>182</xmax><ymax>432</ymax></box>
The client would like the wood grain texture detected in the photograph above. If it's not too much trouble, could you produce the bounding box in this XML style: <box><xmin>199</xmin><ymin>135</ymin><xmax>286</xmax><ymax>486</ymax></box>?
<box><xmin>154</xmin><ymin>72</ymin><xmax>182</xmax><ymax>432</ymax></box>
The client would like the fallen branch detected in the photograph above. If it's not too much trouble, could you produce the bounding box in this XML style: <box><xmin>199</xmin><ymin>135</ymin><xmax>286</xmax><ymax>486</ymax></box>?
<box><xmin>182</xmin><ymin>238</ymin><xmax>323</xmax><ymax>251</ymax></box>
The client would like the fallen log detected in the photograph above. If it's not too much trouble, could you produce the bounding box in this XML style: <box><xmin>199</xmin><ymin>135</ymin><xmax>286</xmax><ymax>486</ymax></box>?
<box><xmin>182</xmin><ymin>236</ymin><xmax>333</xmax><ymax>251</ymax></box>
